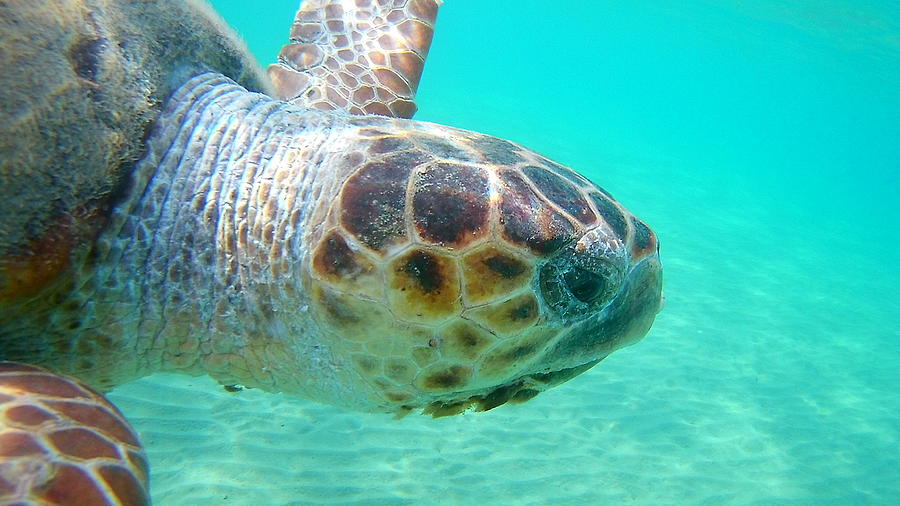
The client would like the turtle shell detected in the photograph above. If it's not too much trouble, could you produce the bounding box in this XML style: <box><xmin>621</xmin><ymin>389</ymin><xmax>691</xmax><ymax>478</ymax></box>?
<box><xmin>0</xmin><ymin>0</ymin><xmax>269</xmax><ymax>302</ymax></box>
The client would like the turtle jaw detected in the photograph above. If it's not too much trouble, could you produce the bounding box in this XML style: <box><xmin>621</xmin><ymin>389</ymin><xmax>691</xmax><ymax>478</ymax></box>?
<box><xmin>406</xmin><ymin>230</ymin><xmax>662</xmax><ymax>418</ymax></box>
<box><xmin>417</xmin><ymin>253</ymin><xmax>662</xmax><ymax>417</ymax></box>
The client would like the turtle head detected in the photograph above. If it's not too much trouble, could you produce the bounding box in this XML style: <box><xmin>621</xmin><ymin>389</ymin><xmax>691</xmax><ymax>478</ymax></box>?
<box><xmin>305</xmin><ymin>120</ymin><xmax>662</xmax><ymax>416</ymax></box>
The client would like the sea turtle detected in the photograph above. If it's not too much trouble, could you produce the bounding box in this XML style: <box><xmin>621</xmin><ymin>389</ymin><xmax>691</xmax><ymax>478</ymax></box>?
<box><xmin>0</xmin><ymin>0</ymin><xmax>663</xmax><ymax>503</ymax></box>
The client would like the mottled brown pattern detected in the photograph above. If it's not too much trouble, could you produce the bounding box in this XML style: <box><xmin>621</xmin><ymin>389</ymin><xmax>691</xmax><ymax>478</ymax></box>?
<box><xmin>314</xmin><ymin>286</ymin><xmax>363</xmax><ymax>327</ymax></box>
<box><xmin>544</xmin><ymin>160</ymin><xmax>593</xmax><ymax>188</ymax></box>
<box><xmin>387</xmin><ymin>249</ymin><xmax>460</xmax><ymax>322</ymax></box>
<box><xmin>270</xmin><ymin>0</ymin><xmax>440</xmax><ymax>118</ymax></box>
<box><xmin>0</xmin><ymin>362</ymin><xmax>148</xmax><ymax>505</ymax></box>
<box><xmin>467</xmin><ymin>293</ymin><xmax>540</xmax><ymax>336</ymax></box>
<box><xmin>382</xmin><ymin>148</ymin><xmax>434</xmax><ymax>169</ymax></box>
<box><xmin>312</xmin><ymin>230</ymin><xmax>374</xmax><ymax>283</ymax></box>
<box><xmin>522</xmin><ymin>165</ymin><xmax>597</xmax><ymax>225</ymax></box>
<box><xmin>411</xmin><ymin>133</ymin><xmax>474</xmax><ymax>161</ymax></box>
<box><xmin>311</xmin><ymin>286</ymin><xmax>395</xmax><ymax>341</ymax></box>
<box><xmin>460</xmin><ymin>246</ymin><xmax>533</xmax><ymax>304</ymax></box>
<box><xmin>437</xmin><ymin>321</ymin><xmax>494</xmax><ymax>361</ymax></box>
<box><xmin>498</xmin><ymin>171</ymin><xmax>577</xmax><ymax>256</ymax></box>
<box><xmin>413</xmin><ymin>163</ymin><xmax>490</xmax><ymax>248</ymax></box>
<box><xmin>588</xmin><ymin>191</ymin><xmax>629</xmax><ymax>241</ymax></box>
<box><xmin>340</xmin><ymin>161</ymin><xmax>414</xmax><ymax>251</ymax></box>
<box><xmin>418</xmin><ymin>364</ymin><xmax>472</xmax><ymax>391</ymax></box>
<box><xmin>471</xmin><ymin>136</ymin><xmax>524</xmax><ymax>165</ymax></box>
<box><xmin>478</xmin><ymin>329</ymin><xmax>556</xmax><ymax>380</ymax></box>
<box><xmin>484</xmin><ymin>255</ymin><xmax>527</xmax><ymax>279</ymax></box>
<box><xmin>400</xmin><ymin>250</ymin><xmax>444</xmax><ymax>293</ymax></box>
<box><xmin>630</xmin><ymin>217</ymin><xmax>658</xmax><ymax>258</ymax></box>
<box><xmin>384</xmin><ymin>359</ymin><xmax>416</xmax><ymax>384</ymax></box>
<box><xmin>369</xmin><ymin>135</ymin><xmax>414</xmax><ymax>154</ymax></box>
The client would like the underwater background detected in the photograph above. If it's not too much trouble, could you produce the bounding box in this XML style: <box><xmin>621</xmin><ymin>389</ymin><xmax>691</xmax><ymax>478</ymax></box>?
<box><xmin>108</xmin><ymin>0</ymin><xmax>900</xmax><ymax>503</ymax></box>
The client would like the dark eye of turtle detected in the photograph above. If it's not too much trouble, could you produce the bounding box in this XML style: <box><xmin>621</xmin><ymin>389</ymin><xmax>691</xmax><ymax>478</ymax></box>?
<box><xmin>563</xmin><ymin>267</ymin><xmax>607</xmax><ymax>303</ymax></box>
<box><xmin>69</xmin><ymin>37</ymin><xmax>108</xmax><ymax>83</ymax></box>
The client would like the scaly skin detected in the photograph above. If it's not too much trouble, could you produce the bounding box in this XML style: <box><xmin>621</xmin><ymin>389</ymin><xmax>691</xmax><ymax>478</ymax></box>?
<box><xmin>269</xmin><ymin>0</ymin><xmax>441</xmax><ymax>117</ymax></box>
<box><xmin>0</xmin><ymin>362</ymin><xmax>149</xmax><ymax>505</ymax></box>
<box><xmin>1</xmin><ymin>73</ymin><xmax>662</xmax><ymax>415</ymax></box>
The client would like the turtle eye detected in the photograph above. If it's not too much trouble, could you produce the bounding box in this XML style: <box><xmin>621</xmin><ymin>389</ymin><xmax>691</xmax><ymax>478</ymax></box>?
<box><xmin>563</xmin><ymin>267</ymin><xmax>607</xmax><ymax>303</ymax></box>
<box><xmin>537</xmin><ymin>238</ymin><xmax>627</xmax><ymax>323</ymax></box>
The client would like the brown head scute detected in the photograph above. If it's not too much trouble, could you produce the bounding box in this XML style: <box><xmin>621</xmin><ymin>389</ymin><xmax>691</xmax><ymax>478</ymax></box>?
<box><xmin>484</xmin><ymin>254</ymin><xmax>527</xmax><ymax>278</ymax></box>
<box><xmin>461</xmin><ymin>246</ymin><xmax>533</xmax><ymax>304</ymax></box>
<box><xmin>400</xmin><ymin>250</ymin><xmax>443</xmax><ymax>293</ymax></box>
<box><xmin>630</xmin><ymin>217</ymin><xmax>658</xmax><ymax>259</ymax></box>
<box><xmin>589</xmin><ymin>191</ymin><xmax>628</xmax><ymax>242</ymax></box>
<box><xmin>471</xmin><ymin>136</ymin><xmax>524</xmax><ymax>165</ymax></box>
<box><xmin>340</xmin><ymin>160</ymin><xmax>415</xmax><ymax>251</ymax></box>
<box><xmin>310</xmin><ymin>230</ymin><xmax>380</xmax><ymax>297</ymax></box>
<box><xmin>413</xmin><ymin>163</ymin><xmax>490</xmax><ymax>248</ymax></box>
<box><xmin>314</xmin><ymin>286</ymin><xmax>364</xmax><ymax>329</ymax></box>
<box><xmin>523</xmin><ymin>165</ymin><xmax>597</xmax><ymax>225</ymax></box>
<box><xmin>419</xmin><ymin>365</ymin><xmax>472</xmax><ymax>391</ymax></box>
<box><xmin>499</xmin><ymin>170</ymin><xmax>576</xmax><ymax>256</ymax></box>
<box><xmin>438</xmin><ymin>321</ymin><xmax>494</xmax><ymax>361</ymax></box>
<box><xmin>411</xmin><ymin>133</ymin><xmax>474</xmax><ymax>161</ymax></box>
<box><xmin>478</xmin><ymin>329</ymin><xmax>554</xmax><ymax>380</ymax></box>
<box><xmin>421</xmin><ymin>360</ymin><xmax>601</xmax><ymax>418</ymax></box>
<box><xmin>544</xmin><ymin>160</ymin><xmax>592</xmax><ymax>187</ymax></box>
<box><xmin>313</xmin><ymin>231</ymin><xmax>364</xmax><ymax>280</ymax></box>
<box><xmin>388</xmin><ymin>249</ymin><xmax>460</xmax><ymax>321</ymax></box>
<box><xmin>369</xmin><ymin>135</ymin><xmax>414</xmax><ymax>154</ymax></box>
<box><xmin>467</xmin><ymin>293</ymin><xmax>540</xmax><ymax>336</ymax></box>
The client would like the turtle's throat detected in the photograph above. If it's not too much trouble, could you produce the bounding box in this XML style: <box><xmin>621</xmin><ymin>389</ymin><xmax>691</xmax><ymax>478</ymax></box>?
<box><xmin>89</xmin><ymin>73</ymin><xmax>341</xmax><ymax>388</ymax></box>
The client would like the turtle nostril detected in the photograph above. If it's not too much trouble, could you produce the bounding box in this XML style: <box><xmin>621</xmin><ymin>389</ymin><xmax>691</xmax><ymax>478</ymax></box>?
<box><xmin>563</xmin><ymin>268</ymin><xmax>607</xmax><ymax>303</ymax></box>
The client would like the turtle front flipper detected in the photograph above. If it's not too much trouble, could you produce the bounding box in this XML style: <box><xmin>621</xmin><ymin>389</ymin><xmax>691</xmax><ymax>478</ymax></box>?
<box><xmin>268</xmin><ymin>0</ymin><xmax>441</xmax><ymax>118</ymax></box>
<box><xmin>0</xmin><ymin>362</ymin><xmax>149</xmax><ymax>505</ymax></box>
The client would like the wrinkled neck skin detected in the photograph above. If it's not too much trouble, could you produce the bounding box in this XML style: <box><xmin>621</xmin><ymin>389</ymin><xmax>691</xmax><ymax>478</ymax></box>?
<box><xmin>104</xmin><ymin>73</ymin><xmax>350</xmax><ymax>399</ymax></box>
<box><xmin>1</xmin><ymin>72</ymin><xmax>663</xmax><ymax>414</ymax></box>
<box><xmin>0</xmin><ymin>73</ymin><xmax>372</xmax><ymax>408</ymax></box>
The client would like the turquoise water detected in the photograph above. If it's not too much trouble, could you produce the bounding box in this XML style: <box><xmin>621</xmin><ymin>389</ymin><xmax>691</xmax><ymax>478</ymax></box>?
<box><xmin>110</xmin><ymin>1</ymin><xmax>899</xmax><ymax>504</ymax></box>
